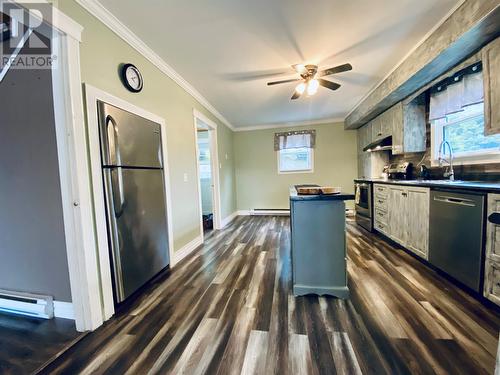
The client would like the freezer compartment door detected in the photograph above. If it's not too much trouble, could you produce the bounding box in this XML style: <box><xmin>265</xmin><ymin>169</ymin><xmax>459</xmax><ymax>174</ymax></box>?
<box><xmin>98</xmin><ymin>101</ymin><xmax>163</xmax><ymax>168</ymax></box>
<box><xmin>104</xmin><ymin>168</ymin><xmax>170</xmax><ymax>302</ymax></box>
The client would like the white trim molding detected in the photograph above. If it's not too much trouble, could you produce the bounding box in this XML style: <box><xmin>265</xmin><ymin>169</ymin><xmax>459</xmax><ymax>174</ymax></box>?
<box><xmin>75</xmin><ymin>0</ymin><xmax>235</xmax><ymax>131</ymax></box>
<box><xmin>235</xmin><ymin>117</ymin><xmax>345</xmax><ymax>132</ymax></box>
<box><xmin>237</xmin><ymin>209</ymin><xmax>290</xmax><ymax>216</ymax></box>
<box><xmin>221</xmin><ymin>211</ymin><xmax>239</xmax><ymax>228</ymax></box>
<box><xmin>84</xmin><ymin>84</ymin><xmax>176</xmax><ymax>322</ymax></box>
<box><xmin>54</xmin><ymin>301</ymin><xmax>75</xmax><ymax>320</ymax></box>
<box><xmin>174</xmin><ymin>236</ymin><xmax>203</xmax><ymax>264</ymax></box>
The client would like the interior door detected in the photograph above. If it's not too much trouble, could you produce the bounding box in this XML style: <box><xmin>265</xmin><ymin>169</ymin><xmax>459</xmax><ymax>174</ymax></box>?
<box><xmin>104</xmin><ymin>167</ymin><xmax>169</xmax><ymax>302</ymax></box>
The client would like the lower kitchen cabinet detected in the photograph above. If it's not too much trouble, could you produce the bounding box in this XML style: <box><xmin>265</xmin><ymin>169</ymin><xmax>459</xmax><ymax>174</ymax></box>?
<box><xmin>484</xmin><ymin>258</ymin><xmax>500</xmax><ymax>306</ymax></box>
<box><xmin>406</xmin><ymin>187</ymin><xmax>430</xmax><ymax>259</ymax></box>
<box><xmin>484</xmin><ymin>193</ymin><xmax>500</xmax><ymax>305</ymax></box>
<box><xmin>374</xmin><ymin>184</ymin><xmax>430</xmax><ymax>260</ymax></box>
<box><xmin>388</xmin><ymin>185</ymin><xmax>408</xmax><ymax>245</ymax></box>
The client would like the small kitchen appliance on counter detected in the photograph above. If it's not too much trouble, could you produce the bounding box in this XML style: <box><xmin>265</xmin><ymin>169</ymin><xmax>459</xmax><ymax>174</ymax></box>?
<box><xmin>387</xmin><ymin>162</ymin><xmax>413</xmax><ymax>180</ymax></box>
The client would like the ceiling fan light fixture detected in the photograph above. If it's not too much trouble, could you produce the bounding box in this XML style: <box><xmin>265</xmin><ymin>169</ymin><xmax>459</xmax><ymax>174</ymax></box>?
<box><xmin>295</xmin><ymin>82</ymin><xmax>306</xmax><ymax>94</ymax></box>
<box><xmin>307</xmin><ymin>79</ymin><xmax>319</xmax><ymax>96</ymax></box>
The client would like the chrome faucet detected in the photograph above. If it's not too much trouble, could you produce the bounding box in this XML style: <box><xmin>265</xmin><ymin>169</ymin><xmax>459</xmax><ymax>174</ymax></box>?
<box><xmin>438</xmin><ymin>140</ymin><xmax>454</xmax><ymax>181</ymax></box>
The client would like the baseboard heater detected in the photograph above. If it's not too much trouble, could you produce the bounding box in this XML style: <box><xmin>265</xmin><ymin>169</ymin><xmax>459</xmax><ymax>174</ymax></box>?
<box><xmin>0</xmin><ymin>289</ymin><xmax>54</xmax><ymax>319</ymax></box>
<box><xmin>251</xmin><ymin>208</ymin><xmax>290</xmax><ymax>216</ymax></box>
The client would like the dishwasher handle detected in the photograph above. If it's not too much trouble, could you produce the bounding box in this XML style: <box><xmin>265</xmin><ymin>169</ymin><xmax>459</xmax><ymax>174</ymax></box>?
<box><xmin>488</xmin><ymin>213</ymin><xmax>500</xmax><ymax>225</ymax></box>
<box><xmin>433</xmin><ymin>195</ymin><xmax>477</xmax><ymax>207</ymax></box>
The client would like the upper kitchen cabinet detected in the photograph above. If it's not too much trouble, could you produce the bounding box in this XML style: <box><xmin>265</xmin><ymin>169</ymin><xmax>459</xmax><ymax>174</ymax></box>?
<box><xmin>371</xmin><ymin>109</ymin><xmax>392</xmax><ymax>141</ymax></box>
<box><xmin>483</xmin><ymin>36</ymin><xmax>500</xmax><ymax>135</ymax></box>
<box><xmin>391</xmin><ymin>96</ymin><xmax>426</xmax><ymax>155</ymax></box>
<box><xmin>357</xmin><ymin>121</ymin><xmax>372</xmax><ymax>154</ymax></box>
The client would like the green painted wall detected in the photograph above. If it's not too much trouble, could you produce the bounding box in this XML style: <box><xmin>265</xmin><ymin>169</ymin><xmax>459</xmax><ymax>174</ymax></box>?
<box><xmin>234</xmin><ymin>123</ymin><xmax>358</xmax><ymax>210</ymax></box>
<box><xmin>59</xmin><ymin>1</ymin><xmax>237</xmax><ymax>251</ymax></box>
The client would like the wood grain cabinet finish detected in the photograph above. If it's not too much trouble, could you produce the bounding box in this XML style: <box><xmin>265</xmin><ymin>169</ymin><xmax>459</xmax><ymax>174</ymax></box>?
<box><xmin>483</xmin><ymin>36</ymin><xmax>500</xmax><ymax>135</ymax></box>
<box><xmin>485</xmin><ymin>193</ymin><xmax>500</xmax><ymax>263</ymax></box>
<box><xmin>484</xmin><ymin>193</ymin><xmax>500</xmax><ymax>306</ymax></box>
<box><xmin>372</xmin><ymin>109</ymin><xmax>392</xmax><ymax>141</ymax></box>
<box><xmin>388</xmin><ymin>186</ymin><xmax>408</xmax><ymax>245</ymax></box>
<box><xmin>376</xmin><ymin>184</ymin><xmax>430</xmax><ymax>260</ymax></box>
<box><xmin>391</xmin><ymin>100</ymin><xmax>426</xmax><ymax>155</ymax></box>
<box><xmin>484</xmin><ymin>258</ymin><xmax>500</xmax><ymax>306</ymax></box>
<box><xmin>405</xmin><ymin>187</ymin><xmax>430</xmax><ymax>259</ymax></box>
<box><xmin>357</xmin><ymin>123</ymin><xmax>372</xmax><ymax>178</ymax></box>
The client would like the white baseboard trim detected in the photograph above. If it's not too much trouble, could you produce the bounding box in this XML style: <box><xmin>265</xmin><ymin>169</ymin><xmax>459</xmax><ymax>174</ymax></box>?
<box><xmin>221</xmin><ymin>211</ymin><xmax>238</xmax><ymax>228</ymax></box>
<box><xmin>238</xmin><ymin>209</ymin><xmax>290</xmax><ymax>216</ymax></box>
<box><xmin>54</xmin><ymin>301</ymin><xmax>75</xmax><ymax>320</ymax></box>
<box><xmin>174</xmin><ymin>235</ymin><xmax>203</xmax><ymax>265</ymax></box>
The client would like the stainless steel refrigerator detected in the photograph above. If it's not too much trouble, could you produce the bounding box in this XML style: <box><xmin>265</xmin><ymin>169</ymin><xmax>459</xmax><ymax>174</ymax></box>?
<box><xmin>98</xmin><ymin>101</ymin><xmax>170</xmax><ymax>303</ymax></box>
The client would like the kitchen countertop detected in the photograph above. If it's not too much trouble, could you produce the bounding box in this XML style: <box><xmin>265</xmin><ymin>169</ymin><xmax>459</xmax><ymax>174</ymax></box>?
<box><xmin>290</xmin><ymin>186</ymin><xmax>354</xmax><ymax>201</ymax></box>
<box><xmin>354</xmin><ymin>178</ymin><xmax>500</xmax><ymax>193</ymax></box>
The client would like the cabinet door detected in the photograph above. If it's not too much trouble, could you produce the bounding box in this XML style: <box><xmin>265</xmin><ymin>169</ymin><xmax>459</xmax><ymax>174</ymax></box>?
<box><xmin>486</xmin><ymin>193</ymin><xmax>500</xmax><ymax>263</ymax></box>
<box><xmin>391</xmin><ymin>102</ymin><xmax>404</xmax><ymax>155</ymax></box>
<box><xmin>371</xmin><ymin>117</ymin><xmax>382</xmax><ymax>141</ymax></box>
<box><xmin>388</xmin><ymin>186</ymin><xmax>407</xmax><ymax>245</ymax></box>
<box><xmin>406</xmin><ymin>187</ymin><xmax>430</xmax><ymax>259</ymax></box>
<box><xmin>380</xmin><ymin>110</ymin><xmax>392</xmax><ymax>139</ymax></box>
<box><xmin>484</xmin><ymin>258</ymin><xmax>500</xmax><ymax>306</ymax></box>
<box><xmin>484</xmin><ymin>37</ymin><xmax>500</xmax><ymax>135</ymax></box>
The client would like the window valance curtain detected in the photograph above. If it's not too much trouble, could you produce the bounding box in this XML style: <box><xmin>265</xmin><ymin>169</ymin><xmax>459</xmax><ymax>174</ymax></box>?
<box><xmin>429</xmin><ymin>62</ymin><xmax>484</xmax><ymax>121</ymax></box>
<box><xmin>274</xmin><ymin>130</ymin><xmax>316</xmax><ymax>151</ymax></box>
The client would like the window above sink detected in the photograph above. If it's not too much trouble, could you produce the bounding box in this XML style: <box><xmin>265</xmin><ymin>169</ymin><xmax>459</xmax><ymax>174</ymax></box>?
<box><xmin>430</xmin><ymin>63</ymin><xmax>500</xmax><ymax>166</ymax></box>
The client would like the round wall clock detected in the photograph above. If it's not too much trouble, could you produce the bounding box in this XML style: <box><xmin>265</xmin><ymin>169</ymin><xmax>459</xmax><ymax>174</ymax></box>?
<box><xmin>121</xmin><ymin>63</ymin><xmax>143</xmax><ymax>93</ymax></box>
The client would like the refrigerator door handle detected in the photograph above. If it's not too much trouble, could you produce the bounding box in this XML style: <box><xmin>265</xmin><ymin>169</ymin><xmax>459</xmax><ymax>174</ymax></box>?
<box><xmin>111</xmin><ymin>167</ymin><xmax>126</xmax><ymax>218</ymax></box>
<box><xmin>106</xmin><ymin>115</ymin><xmax>121</xmax><ymax>166</ymax></box>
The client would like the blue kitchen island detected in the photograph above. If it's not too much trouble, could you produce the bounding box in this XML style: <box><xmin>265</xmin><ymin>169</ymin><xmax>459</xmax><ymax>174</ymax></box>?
<box><xmin>289</xmin><ymin>185</ymin><xmax>354</xmax><ymax>298</ymax></box>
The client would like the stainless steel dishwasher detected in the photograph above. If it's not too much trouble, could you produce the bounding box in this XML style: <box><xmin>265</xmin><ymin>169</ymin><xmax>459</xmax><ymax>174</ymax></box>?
<box><xmin>429</xmin><ymin>190</ymin><xmax>485</xmax><ymax>292</ymax></box>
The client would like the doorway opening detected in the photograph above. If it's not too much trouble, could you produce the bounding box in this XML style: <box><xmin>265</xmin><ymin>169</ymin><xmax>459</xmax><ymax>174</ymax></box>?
<box><xmin>194</xmin><ymin>111</ymin><xmax>221</xmax><ymax>241</ymax></box>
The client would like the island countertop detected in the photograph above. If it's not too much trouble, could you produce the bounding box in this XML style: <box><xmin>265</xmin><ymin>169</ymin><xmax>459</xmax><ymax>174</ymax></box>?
<box><xmin>289</xmin><ymin>185</ymin><xmax>354</xmax><ymax>201</ymax></box>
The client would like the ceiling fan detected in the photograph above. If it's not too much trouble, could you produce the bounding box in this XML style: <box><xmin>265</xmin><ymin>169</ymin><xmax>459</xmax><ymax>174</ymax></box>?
<box><xmin>267</xmin><ymin>63</ymin><xmax>352</xmax><ymax>100</ymax></box>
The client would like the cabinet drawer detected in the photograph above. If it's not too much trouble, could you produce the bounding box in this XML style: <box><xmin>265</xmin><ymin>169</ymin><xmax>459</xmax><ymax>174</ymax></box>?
<box><xmin>484</xmin><ymin>258</ymin><xmax>500</xmax><ymax>306</ymax></box>
<box><xmin>373</xmin><ymin>184</ymin><xmax>388</xmax><ymax>197</ymax></box>
<box><xmin>486</xmin><ymin>193</ymin><xmax>500</xmax><ymax>263</ymax></box>
<box><xmin>374</xmin><ymin>209</ymin><xmax>388</xmax><ymax>224</ymax></box>
<box><xmin>374</xmin><ymin>195</ymin><xmax>388</xmax><ymax>212</ymax></box>
<box><xmin>374</xmin><ymin>220</ymin><xmax>389</xmax><ymax>235</ymax></box>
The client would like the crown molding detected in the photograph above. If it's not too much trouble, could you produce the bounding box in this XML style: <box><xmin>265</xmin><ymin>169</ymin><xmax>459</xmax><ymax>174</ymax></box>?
<box><xmin>234</xmin><ymin>117</ymin><xmax>345</xmax><ymax>132</ymax></box>
<box><xmin>344</xmin><ymin>0</ymin><xmax>467</xmax><ymax>120</ymax></box>
<box><xmin>75</xmin><ymin>0</ymin><xmax>235</xmax><ymax>131</ymax></box>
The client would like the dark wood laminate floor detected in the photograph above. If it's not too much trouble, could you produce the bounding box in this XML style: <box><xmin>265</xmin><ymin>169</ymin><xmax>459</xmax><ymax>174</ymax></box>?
<box><xmin>40</xmin><ymin>216</ymin><xmax>500</xmax><ymax>374</ymax></box>
<box><xmin>0</xmin><ymin>313</ymin><xmax>83</xmax><ymax>374</ymax></box>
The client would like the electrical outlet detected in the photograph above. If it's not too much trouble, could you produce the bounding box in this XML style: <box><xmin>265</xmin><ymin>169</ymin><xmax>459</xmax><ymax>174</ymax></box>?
<box><xmin>183</xmin><ymin>173</ymin><xmax>188</xmax><ymax>182</ymax></box>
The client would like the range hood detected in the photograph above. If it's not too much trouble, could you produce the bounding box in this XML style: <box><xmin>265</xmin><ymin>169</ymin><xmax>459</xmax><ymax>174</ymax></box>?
<box><xmin>363</xmin><ymin>135</ymin><xmax>392</xmax><ymax>152</ymax></box>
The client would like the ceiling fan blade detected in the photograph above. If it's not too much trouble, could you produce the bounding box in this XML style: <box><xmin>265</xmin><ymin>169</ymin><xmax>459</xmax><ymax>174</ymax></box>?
<box><xmin>267</xmin><ymin>78</ymin><xmax>301</xmax><ymax>86</ymax></box>
<box><xmin>318</xmin><ymin>63</ymin><xmax>352</xmax><ymax>77</ymax></box>
<box><xmin>318</xmin><ymin>79</ymin><xmax>341</xmax><ymax>91</ymax></box>
<box><xmin>291</xmin><ymin>91</ymin><xmax>301</xmax><ymax>100</ymax></box>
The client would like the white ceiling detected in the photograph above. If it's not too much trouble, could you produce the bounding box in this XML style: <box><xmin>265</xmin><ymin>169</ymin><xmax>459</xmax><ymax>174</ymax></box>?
<box><xmin>98</xmin><ymin>0</ymin><xmax>461</xmax><ymax>129</ymax></box>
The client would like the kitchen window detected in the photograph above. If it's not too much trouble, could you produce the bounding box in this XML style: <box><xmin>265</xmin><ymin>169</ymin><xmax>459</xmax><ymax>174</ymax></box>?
<box><xmin>275</xmin><ymin>130</ymin><xmax>315</xmax><ymax>174</ymax></box>
<box><xmin>430</xmin><ymin>62</ymin><xmax>500</xmax><ymax>165</ymax></box>
<box><xmin>278</xmin><ymin>147</ymin><xmax>314</xmax><ymax>173</ymax></box>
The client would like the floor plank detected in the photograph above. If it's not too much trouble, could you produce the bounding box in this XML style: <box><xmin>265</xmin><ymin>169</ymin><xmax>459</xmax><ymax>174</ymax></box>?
<box><xmin>37</xmin><ymin>216</ymin><xmax>500</xmax><ymax>375</ymax></box>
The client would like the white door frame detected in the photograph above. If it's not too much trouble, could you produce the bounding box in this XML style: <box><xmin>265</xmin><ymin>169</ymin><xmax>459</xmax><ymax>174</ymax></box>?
<box><xmin>193</xmin><ymin>109</ymin><xmax>222</xmax><ymax>241</ymax></box>
<box><xmin>41</xmin><ymin>6</ymin><xmax>104</xmax><ymax>331</ymax></box>
<box><xmin>84</xmin><ymin>84</ymin><xmax>175</xmax><ymax>323</ymax></box>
